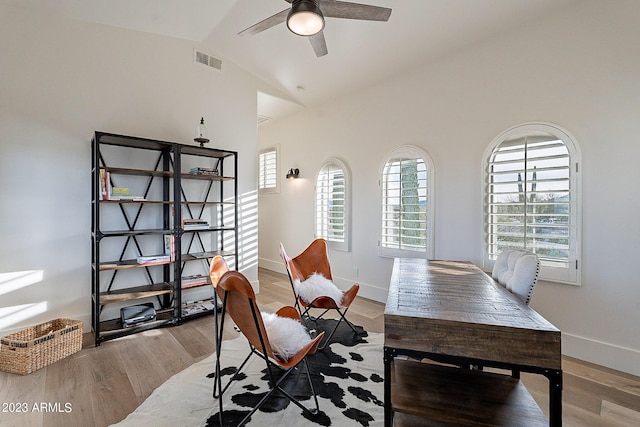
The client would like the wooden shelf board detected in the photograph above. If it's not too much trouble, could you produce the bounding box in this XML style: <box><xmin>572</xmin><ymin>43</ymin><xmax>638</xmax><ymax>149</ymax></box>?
<box><xmin>97</xmin><ymin>314</ymin><xmax>174</xmax><ymax>341</ymax></box>
<box><xmin>99</xmin><ymin>283</ymin><xmax>174</xmax><ymax>304</ymax></box>
<box><xmin>181</xmin><ymin>251</ymin><xmax>235</xmax><ymax>262</ymax></box>
<box><xmin>99</xmin><ymin>199</ymin><xmax>171</xmax><ymax>204</ymax></box>
<box><xmin>97</xmin><ymin>228</ymin><xmax>172</xmax><ymax>238</ymax></box>
<box><xmin>181</xmin><ymin>281</ymin><xmax>211</xmax><ymax>290</ymax></box>
<box><xmin>180</xmin><ymin>173</ymin><xmax>234</xmax><ymax>181</ymax></box>
<box><xmin>102</xmin><ymin>166</ymin><xmax>173</xmax><ymax>177</ymax></box>
<box><xmin>98</xmin><ymin>259</ymin><xmax>172</xmax><ymax>271</ymax></box>
<box><xmin>391</xmin><ymin>359</ymin><xmax>547</xmax><ymax>426</ymax></box>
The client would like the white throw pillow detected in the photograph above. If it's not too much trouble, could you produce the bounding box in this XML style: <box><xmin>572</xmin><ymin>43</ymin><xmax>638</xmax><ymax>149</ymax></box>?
<box><xmin>261</xmin><ymin>312</ymin><xmax>312</xmax><ymax>361</ymax></box>
<box><xmin>294</xmin><ymin>273</ymin><xmax>343</xmax><ymax>306</ymax></box>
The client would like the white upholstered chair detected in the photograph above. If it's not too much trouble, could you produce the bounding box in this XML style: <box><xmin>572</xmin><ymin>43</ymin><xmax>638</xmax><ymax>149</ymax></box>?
<box><xmin>487</xmin><ymin>249</ymin><xmax>541</xmax><ymax>378</ymax></box>
<box><xmin>491</xmin><ymin>249</ymin><xmax>540</xmax><ymax>305</ymax></box>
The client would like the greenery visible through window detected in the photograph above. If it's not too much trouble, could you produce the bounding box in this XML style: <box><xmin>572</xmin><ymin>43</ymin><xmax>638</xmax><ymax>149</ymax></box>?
<box><xmin>484</xmin><ymin>123</ymin><xmax>581</xmax><ymax>284</ymax></box>
<box><xmin>380</xmin><ymin>146</ymin><xmax>433</xmax><ymax>257</ymax></box>
<box><xmin>316</xmin><ymin>159</ymin><xmax>350</xmax><ymax>251</ymax></box>
<box><xmin>258</xmin><ymin>147</ymin><xmax>278</xmax><ymax>193</ymax></box>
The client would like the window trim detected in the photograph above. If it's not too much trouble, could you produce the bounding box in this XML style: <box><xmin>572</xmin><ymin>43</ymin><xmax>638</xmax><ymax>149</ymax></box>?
<box><xmin>258</xmin><ymin>145</ymin><xmax>279</xmax><ymax>194</ymax></box>
<box><xmin>482</xmin><ymin>122</ymin><xmax>582</xmax><ymax>285</ymax></box>
<box><xmin>315</xmin><ymin>158</ymin><xmax>351</xmax><ymax>252</ymax></box>
<box><xmin>379</xmin><ymin>145</ymin><xmax>435</xmax><ymax>259</ymax></box>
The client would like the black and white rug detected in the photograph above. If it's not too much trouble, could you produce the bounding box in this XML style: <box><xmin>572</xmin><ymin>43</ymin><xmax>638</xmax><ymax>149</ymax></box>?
<box><xmin>111</xmin><ymin>319</ymin><xmax>384</xmax><ymax>427</ymax></box>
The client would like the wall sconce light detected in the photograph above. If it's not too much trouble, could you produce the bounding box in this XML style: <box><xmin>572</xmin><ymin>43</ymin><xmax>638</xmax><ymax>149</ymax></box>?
<box><xmin>286</xmin><ymin>168</ymin><xmax>300</xmax><ymax>179</ymax></box>
<box><xmin>194</xmin><ymin>117</ymin><xmax>209</xmax><ymax>147</ymax></box>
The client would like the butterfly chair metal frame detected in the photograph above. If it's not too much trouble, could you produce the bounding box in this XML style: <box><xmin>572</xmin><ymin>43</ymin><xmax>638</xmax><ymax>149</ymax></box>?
<box><xmin>279</xmin><ymin>239</ymin><xmax>359</xmax><ymax>350</ymax></box>
<box><xmin>208</xmin><ymin>255</ymin><xmax>231</xmax><ymax>427</ymax></box>
<box><xmin>215</xmin><ymin>270</ymin><xmax>325</xmax><ymax>427</ymax></box>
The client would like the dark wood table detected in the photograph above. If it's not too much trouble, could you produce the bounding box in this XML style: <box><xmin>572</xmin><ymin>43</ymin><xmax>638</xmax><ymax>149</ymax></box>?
<box><xmin>384</xmin><ymin>258</ymin><xmax>562</xmax><ymax>426</ymax></box>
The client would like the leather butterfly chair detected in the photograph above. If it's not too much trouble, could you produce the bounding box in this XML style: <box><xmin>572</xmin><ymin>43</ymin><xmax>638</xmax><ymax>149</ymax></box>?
<box><xmin>215</xmin><ymin>270</ymin><xmax>324</xmax><ymax>427</ymax></box>
<box><xmin>279</xmin><ymin>238</ymin><xmax>359</xmax><ymax>350</ymax></box>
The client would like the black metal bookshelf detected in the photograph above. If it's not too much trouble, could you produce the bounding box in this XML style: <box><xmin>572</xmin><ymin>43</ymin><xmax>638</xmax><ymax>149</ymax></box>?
<box><xmin>91</xmin><ymin>131</ymin><xmax>238</xmax><ymax>346</ymax></box>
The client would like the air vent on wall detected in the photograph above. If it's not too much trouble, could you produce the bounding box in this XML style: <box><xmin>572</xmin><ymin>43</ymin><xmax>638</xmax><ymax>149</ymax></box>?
<box><xmin>194</xmin><ymin>49</ymin><xmax>222</xmax><ymax>71</ymax></box>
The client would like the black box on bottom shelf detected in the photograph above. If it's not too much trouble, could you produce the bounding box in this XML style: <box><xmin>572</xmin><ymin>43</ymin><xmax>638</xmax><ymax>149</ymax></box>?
<box><xmin>121</xmin><ymin>303</ymin><xmax>156</xmax><ymax>328</ymax></box>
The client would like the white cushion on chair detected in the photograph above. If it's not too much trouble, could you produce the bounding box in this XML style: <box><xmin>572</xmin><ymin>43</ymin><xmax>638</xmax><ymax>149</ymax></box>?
<box><xmin>507</xmin><ymin>253</ymin><xmax>539</xmax><ymax>303</ymax></box>
<box><xmin>492</xmin><ymin>249</ymin><xmax>539</xmax><ymax>304</ymax></box>
<box><xmin>261</xmin><ymin>312</ymin><xmax>312</xmax><ymax>361</ymax></box>
<box><xmin>294</xmin><ymin>273</ymin><xmax>343</xmax><ymax>306</ymax></box>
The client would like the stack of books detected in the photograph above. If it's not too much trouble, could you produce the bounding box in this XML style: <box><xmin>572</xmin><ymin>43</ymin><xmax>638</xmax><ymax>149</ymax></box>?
<box><xmin>136</xmin><ymin>254</ymin><xmax>171</xmax><ymax>265</ymax></box>
<box><xmin>189</xmin><ymin>167</ymin><xmax>219</xmax><ymax>176</ymax></box>
<box><xmin>182</xmin><ymin>299</ymin><xmax>217</xmax><ymax>316</ymax></box>
<box><xmin>181</xmin><ymin>274</ymin><xmax>209</xmax><ymax>289</ymax></box>
<box><xmin>182</xmin><ymin>218</ymin><xmax>210</xmax><ymax>230</ymax></box>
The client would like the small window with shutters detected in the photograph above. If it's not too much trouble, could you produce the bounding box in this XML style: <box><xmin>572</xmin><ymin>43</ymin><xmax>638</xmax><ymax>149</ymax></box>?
<box><xmin>316</xmin><ymin>158</ymin><xmax>350</xmax><ymax>251</ymax></box>
<box><xmin>258</xmin><ymin>146</ymin><xmax>279</xmax><ymax>194</ymax></box>
<box><xmin>379</xmin><ymin>146</ymin><xmax>434</xmax><ymax>258</ymax></box>
<box><xmin>483</xmin><ymin>123</ymin><xmax>582</xmax><ymax>285</ymax></box>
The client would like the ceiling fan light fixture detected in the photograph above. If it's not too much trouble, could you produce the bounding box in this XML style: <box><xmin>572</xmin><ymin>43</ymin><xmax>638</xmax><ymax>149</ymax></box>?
<box><xmin>287</xmin><ymin>0</ymin><xmax>325</xmax><ymax>37</ymax></box>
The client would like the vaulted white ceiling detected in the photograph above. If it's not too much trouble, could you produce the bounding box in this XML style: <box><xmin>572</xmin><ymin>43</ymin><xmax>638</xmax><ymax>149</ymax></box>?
<box><xmin>5</xmin><ymin>0</ymin><xmax>579</xmax><ymax>120</ymax></box>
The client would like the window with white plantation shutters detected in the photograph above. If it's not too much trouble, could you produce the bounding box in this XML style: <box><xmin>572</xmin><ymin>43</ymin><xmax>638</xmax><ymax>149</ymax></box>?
<box><xmin>380</xmin><ymin>146</ymin><xmax>434</xmax><ymax>258</ymax></box>
<box><xmin>484</xmin><ymin>123</ymin><xmax>582</xmax><ymax>285</ymax></box>
<box><xmin>316</xmin><ymin>159</ymin><xmax>350</xmax><ymax>251</ymax></box>
<box><xmin>258</xmin><ymin>147</ymin><xmax>278</xmax><ymax>193</ymax></box>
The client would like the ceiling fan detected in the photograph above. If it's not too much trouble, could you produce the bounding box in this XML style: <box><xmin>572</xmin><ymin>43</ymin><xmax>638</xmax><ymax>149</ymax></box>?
<box><xmin>238</xmin><ymin>0</ymin><xmax>392</xmax><ymax>57</ymax></box>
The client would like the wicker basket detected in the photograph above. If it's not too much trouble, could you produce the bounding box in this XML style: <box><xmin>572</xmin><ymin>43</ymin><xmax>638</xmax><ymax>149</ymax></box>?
<box><xmin>0</xmin><ymin>318</ymin><xmax>83</xmax><ymax>375</ymax></box>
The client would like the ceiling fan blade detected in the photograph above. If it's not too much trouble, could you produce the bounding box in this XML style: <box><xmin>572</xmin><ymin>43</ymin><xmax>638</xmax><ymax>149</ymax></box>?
<box><xmin>309</xmin><ymin>31</ymin><xmax>328</xmax><ymax>57</ymax></box>
<box><xmin>238</xmin><ymin>9</ymin><xmax>289</xmax><ymax>36</ymax></box>
<box><xmin>318</xmin><ymin>0</ymin><xmax>392</xmax><ymax>21</ymax></box>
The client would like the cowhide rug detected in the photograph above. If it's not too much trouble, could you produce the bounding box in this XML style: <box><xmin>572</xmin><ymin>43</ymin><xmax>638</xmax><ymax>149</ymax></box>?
<box><xmin>111</xmin><ymin>319</ymin><xmax>384</xmax><ymax>427</ymax></box>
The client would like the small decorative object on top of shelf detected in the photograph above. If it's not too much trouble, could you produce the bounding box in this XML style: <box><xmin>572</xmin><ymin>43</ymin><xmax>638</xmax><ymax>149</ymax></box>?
<box><xmin>91</xmin><ymin>131</ymin><xmax>238</xmax><ymax>346</ymax></box>
<box><xmin>194</xmin><ymin>117</ymin><xmax>209</xmax><ymax>147</ymax></box>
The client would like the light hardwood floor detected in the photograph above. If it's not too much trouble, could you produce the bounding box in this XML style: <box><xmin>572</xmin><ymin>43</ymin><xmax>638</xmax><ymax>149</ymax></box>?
<box><xmin>1</xmin><ymin>268</ymin><xmax>638</xmax><ymax>427</ymax></box>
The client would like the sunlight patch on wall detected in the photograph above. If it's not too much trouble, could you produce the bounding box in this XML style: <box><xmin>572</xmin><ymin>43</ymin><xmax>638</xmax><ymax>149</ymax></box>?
<box><xmin>0</xmin><ymin>302</ymin><xmax>48</xmax><ymax>330</ymax></box>
<box><xmin>224</xmin><ymin>190</ymin><xmax>258</xmax><ymax>271</ymax></box>
<box><xmin>0</xmin><ymin>270</ymin><xmax>44</xmax><ymax>296</ymax></box>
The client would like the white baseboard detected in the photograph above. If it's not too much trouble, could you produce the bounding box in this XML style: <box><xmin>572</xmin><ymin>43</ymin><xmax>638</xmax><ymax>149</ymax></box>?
<box><xmin>562</xmin><ymin>332</ymin><xmax>640</xmax><ymax>376</ymax></box>
<box><xmin>259</xmin><ymin>257</ymin><xmax>287</xmax><ymax>275</ymax></box>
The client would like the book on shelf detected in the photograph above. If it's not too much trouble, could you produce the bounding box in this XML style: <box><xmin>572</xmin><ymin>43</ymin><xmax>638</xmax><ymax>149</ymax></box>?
<box><xmin>182</xmin><ymin>218</ymin><xmax>210</xmax><ymax>230</ymax></box>
<box><xmin>108</xmin><ymin>186</ymin><xmax>146</xmax><ymax>201</ymax></box>
<box><xmin>182</xmin><ymin>299</ymin><xmax>217</xmax><ymax>316</ymax></box>
<box><xmin>109</xmin><ymin>195</ymin><xmax>147</xmax><ymax>201</ymax></box>
<box><xmin>111</xmin><ymin>186</ymin><xmax>129</xmax><ymax>196</ymax></box>
<box><xmin>183</xmin><ymin>224</ymin><xmax>210</xmax><ymax>230</ymax></box>
<box><xmin>181</xmin><ymin>274</ymin><xmax>209</xmax><ymax>289</ymax></box>
<box><xmin>189</xmin><ymin>251</ymin><xmax>218</xmax><ymax>259</ymax></box>
<box><xmin>189</xmin><ymin>167</ymin><xmax>219</xmax><ymax>176</ymax></box>
<box><xmin>137</xmin><ymin>254</ymin><xmax>171</xmax><ymax>264</ymax></box>
<box><xmin>164</xmin><ymin>235</ymin><xmax>175</xmax><ymax>261</ymax></box>
<box><xmin>99</xmin><ymin>169</ymin><xmax>111</xmax><ymax>200</ymax></box>
<box><xmin>182</xmin><ymin>218</ymin><xmax>209</xmax><ymax>225</ymax></box>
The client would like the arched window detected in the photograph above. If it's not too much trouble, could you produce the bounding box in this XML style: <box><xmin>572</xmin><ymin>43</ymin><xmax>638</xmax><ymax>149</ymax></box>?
<box><xmin>316</xmin><ymin>158</ymin><xmax>350</xmax><ymax>251</ymax></box>
<box><xmin>380</xmin><ymin>146</ymin><xmax>434</xmax><ymax>258</ymax></box>
<box><xmin>484</xmin><ymin>123</ymin><xmax>582</xmax><ymax>285</ymax></box>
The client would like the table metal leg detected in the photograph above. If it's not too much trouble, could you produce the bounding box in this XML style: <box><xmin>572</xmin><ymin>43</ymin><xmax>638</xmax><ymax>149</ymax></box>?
<box><xmin>384</xmin><ymin>346</ymin><xmax>393</xmax><ymax>427</ymax></box>
<box><xmin>546</xmin><ymin>368</ymin><xmax>563</xmax><ymax>426</ymax></box>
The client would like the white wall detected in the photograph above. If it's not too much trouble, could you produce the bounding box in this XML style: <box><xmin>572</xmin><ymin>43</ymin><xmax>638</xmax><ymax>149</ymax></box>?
<box><xmin>258</xmin><ymin>0</ymin><xmax>640</xmax><ymax>375</ymax></box>
<box><xmin>0</xmin><ymin>7</ymin><xmax>260</xmax><ymax>336</ymax></box>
